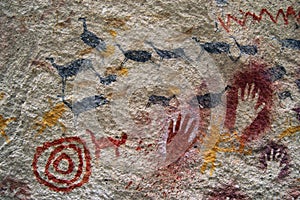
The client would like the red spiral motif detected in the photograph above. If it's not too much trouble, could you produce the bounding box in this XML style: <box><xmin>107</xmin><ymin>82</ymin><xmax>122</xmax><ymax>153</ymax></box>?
<box><xmin>32</xmin><ymin>137</ymin><xmax>91</xmax><ymax>192</ymax></box>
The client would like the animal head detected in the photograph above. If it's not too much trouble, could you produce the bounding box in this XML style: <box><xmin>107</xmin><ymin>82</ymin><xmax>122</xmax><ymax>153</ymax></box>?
<box><xmin>45</xmin><ymin>57</ymin><xmax>55</xmax><ymax>64</ymax></box>
<box><xmin>78</xmin><ymin>17</ymin><xmax>86</xmax><ymax>22</ymax></box>
<box><xmin>95</xmin><ymin>95</ymin><xmax>109</xmax><ymax>106</ymax></box>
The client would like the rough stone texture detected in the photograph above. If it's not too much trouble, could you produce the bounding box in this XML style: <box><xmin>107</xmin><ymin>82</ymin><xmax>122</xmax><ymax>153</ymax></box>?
<box><xmin>0</xmin><ymin>0</ymin><xmax>299</xmax><ymax>199</ymax></box>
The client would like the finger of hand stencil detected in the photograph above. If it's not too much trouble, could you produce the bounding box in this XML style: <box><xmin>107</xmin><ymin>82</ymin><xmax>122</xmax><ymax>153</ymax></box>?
<box><xmin>249</xmin><ymin>83</ymin><xmax>255</xmax><ymax>99</ymax></box>
<box><xmin>168</xmin><ymin>119</ymin><xmax>174</xmax><ymax>134</ymax></box>
<box><xmin>175</xmin><ymin>113</ymin><xmax>182</xmax><ymax>132</ymax></box>
<box><xmin>180</xmin><ymin>113</ymin><xmax>190</xmax><ymax>132</ymax></box>
<box><xmin>244</xmin><ymin>83</ymin><xmax>249</xmax><ymax>100</ymax></box>
<box><xmin>186</xmin><ymin>118</ymin><xmax>197</xmax><ymax>135</ymax></box>
<box><xmin>238</xmin><ymin>87</ymin><xmax>242</xmax><ymax>102</ymax></box>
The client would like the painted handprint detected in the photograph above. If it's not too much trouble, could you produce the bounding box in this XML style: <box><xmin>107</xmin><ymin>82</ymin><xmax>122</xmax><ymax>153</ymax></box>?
<box><xmin>158</xmin><ymin>111</ymin><xmax>198</xmax><ymax>166</ymax></box>
<box><xmin>259</xmin><ymin>141</ymin><xmax>290</xmax><ymax>180</ymax></box>
<box><xmin>225</xmin><ymin>62</ymin><xmax>274</xmax><ymax>144</ymax></box>
<box><xmin>235</xmin><ymin>84</ymin><xmax>265</xmax><ymax>133</ymax></box>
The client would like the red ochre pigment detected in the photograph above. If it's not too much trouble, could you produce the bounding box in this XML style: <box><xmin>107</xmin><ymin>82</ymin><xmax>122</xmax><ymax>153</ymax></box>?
<box><xmin>225</xmin><ymin>61</ymin><xmax>274</xmax><ymax>144</ymax></box>
<box><xmin>218</xmin><ymin>6</ymin><xmax>300</xmax><ymax>32</ymax></box>
<box><xmin>32</xmin><ymin>137</ymin><xmax>91</xmax><ymax>192</ymax></box>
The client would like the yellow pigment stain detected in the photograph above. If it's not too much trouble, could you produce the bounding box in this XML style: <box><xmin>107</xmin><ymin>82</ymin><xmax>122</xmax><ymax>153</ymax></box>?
<box><xmin>0</xmin><ymin>115</ymin><xmax>16</xmax><ymax>143</ymax></box>
<box><xmin>105</xmin><ymin>66</ymin><xmax>128</xmax><ymax>77</ymax></box>
<box><xmin>108</xmin><ymin>30</ymin><xmax>117</xmax><ymax>37</ymax></box>
<box><xmin>167</xmin><ymin>86</ymin><xmax>180</xmax><ymax>95</ymax></box>
<box><xmin>278</xmin><ymin>126</ymin><xmax>300</xmax><ymax>139</ymax></box>
<box><xmin>77</xmin><ymin>47</ymin><xmax>94</xmax><ymax>56</ymax></box>
<box><xmin>33</xmin><ymin>101</ymin><xmax>67</xmax><ymax>136</ymax></box>
<box><xmin>0</xmin><ymin>92</ymin><xmax>5</xmax><ymax>100</ymax></box>
<box><xmin>99</xmin><ymin>45</ymin><xmax>115</xmax><ymax>58</ymax></box>
<box><xmin>200</xmin><ymin>116</ymin><xmax>249</xmax><ymax>175</ymax></box>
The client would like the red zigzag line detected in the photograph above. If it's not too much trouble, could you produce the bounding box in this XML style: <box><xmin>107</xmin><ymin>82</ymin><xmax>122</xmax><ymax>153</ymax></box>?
<box><xmin>218</xmin><ymin>6</ymin><xmax>300</xmax><ymax>32</ymax></box>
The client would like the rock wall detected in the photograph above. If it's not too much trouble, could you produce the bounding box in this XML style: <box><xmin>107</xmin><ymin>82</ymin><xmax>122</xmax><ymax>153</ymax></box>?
<box><xmin>0</xmin><ymin>0</ymin><xmax>299</xmax><ymax>199</ymax></box>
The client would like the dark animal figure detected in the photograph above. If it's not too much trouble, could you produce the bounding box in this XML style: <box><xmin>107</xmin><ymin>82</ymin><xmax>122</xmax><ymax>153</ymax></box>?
<box><xmin>146</xmin><ymin>94</ymin><xmax>176</xmax><ymax>108</ymax></box>
<box><xmin>273</xmin><ymin>37</ymin><xmax>300</xmax><ymax>50</ymax></box>
<box><xmin>264</xmin><ymin>65</ymin><xmax>287</xmax><ymax>82</ymax></box>
<box><xmin>192</xmin><ymin>37</ymin><xmax>235</xmax><ymax>61</ymax></box>
<box><xmin>78</xmin><ymin>17</ymin><xmax>106</xmax><ymax>51</ymax></box>
<box><xmin>278</xmin><ymin>91</ymin><xmax>293</xmax><ymax>100</ymax></box>
<box><xmin>295</xmin><ymin>79</ymin><xmax>300</xmax><ymax>90</ymax></box>
<box><xmin>230</xmin><ymin>36</ymin><xmax>257</xmax><ymax>61</ymax></box>
<box><xmin>46</xmin><ymin>57</ymin><xmax>115</xmax><ymax>98</ymax></box>
<box><xmin>99</xmin><ymin>74</ymin><xmax>117</xmax><ymax>85</ymax></box>
<box><xmin>145</xmin><ymin>41</ymin><xmax>192</xmax><ymax>62</ymax></box>
<box><xmin>196</xmin><ymin>85</ymin><xmax>230</xmax><ymax>109</ymax></box>
<box><xmin>63</xmin><ymin>95</ymin><xmax>108</xmax><ymax>123</ymax></box>
<box><xmin>46</xmin><ymin>57</ymin><xmax>101</xmax><ymax>100</ymax></box>
<box><xmin>115</xmin><ymin>44</ymin><xmax>153</xmax><ymax>67</ymax></box>
<box><xmin>215</xmin><ymin>0</ymin><xmax>228</xmax><ymax>5</ymax></box>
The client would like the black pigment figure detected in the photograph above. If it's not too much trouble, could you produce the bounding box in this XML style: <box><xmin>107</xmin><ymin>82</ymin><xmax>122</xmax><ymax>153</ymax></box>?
<box><xmin>273</xmin><ymin>37</ymin><xmax>300</xmax><ymax>50</ymax></box>
<box><xmin>146</xmin><ymin>94</ymin><xmax>176</xmax><ymax>108</ymax></box>
<box><xmin>278</xmin><ymin>91</ymin><xmax>293</xmax><ymax>100</ymax></box>
<box><xmin>115</xmin><ymin>44</ymin><xmax>153</xmax><ymax>67</ymax></box>
<box><xmin>264</xmin><ymin>65</ymin><xmax>287</xmax><ymax>82</ymax></box>
<box><xmin>46</xmin><ymin>57</ymin><xmax>99</xmax><ymax>100</ymax></box>
<box><xmin>46</xmin><ymin>57</ymin><xmax>116</xmax><ymax>100</ymax></box>
<box><xmin>78</xmin><ymin>17</ymin><xmax>106</xmax><ymax>51</ymax></box>
<box><xmin>192</xmin><ymin>37</ymin><xmax>235</xmax><ymax>61</ymax></box>
<box><xmin>63</xmin><ymin>95</ymin><xmax>109</xmax><ymax>120</ymax></box>
<box><xmin>196</xmin><ymin>85</ymin><xmax>230</xmax><ymax>109</ymax></box>
<box><xmin>145</xmin><ymin>41</ymin><xmax>192</xmax><ymax>62</ymax></box>
<box><xmin>230</xmin><ymin>36</ymin><xmax>257</xmax><ymax>61</ymax></box>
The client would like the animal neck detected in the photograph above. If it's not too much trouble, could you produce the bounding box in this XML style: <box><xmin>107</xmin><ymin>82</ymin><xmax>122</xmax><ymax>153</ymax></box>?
<box><xmin>231</xmin><ymin>37</ymin><xmax>240</xmax><ymax>48</ymax></box>
<box><xmin>221</xmin><ymin>85</ymin><xmax>231</xmax><ymax>94</ymax></box>
<box><xmin>146</xmin><ymin>41</ymin><xmax>156</xmax><ymax>49</ymax></box>
<box><xmin>192</xmin><ymin>37</ymin><xmax>200</xmax><ymax>43</ymax></box>
<box><xmin>116</xmin><ymin>44</ymin><xmax>125</xmax><ymax>54</ymax></box>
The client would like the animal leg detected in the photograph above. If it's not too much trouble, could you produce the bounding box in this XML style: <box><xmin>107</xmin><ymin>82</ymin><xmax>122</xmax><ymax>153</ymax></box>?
<box><xmin>58</xmin><ymin>121</ymin><xmax>66</xmax><ymax>133</ymax></box>
<box><xmin>228</xmin><ymin>49</ymin><xmax>240</xmax><ymax>62</ymax></box>
<box><xmin>200</xmin><ymin>162</ymin><xmax>208</xmax><ymax>174</ymax></box>
<box><xmin>150</xmin><ymin>60</ymin><xmax>160</xmax><ymax>68</ymax></box>
<box><xmin>1</xmin><ymin>130</ymin><xmax>10</xmax><ymax>143</ymax></box>
<box><xmin>34</xmin><ymin>123</ymin><xmax>46</xmax><ymax>137</ymax></box>
<box><xmin>121</xmin><ymin>58</ymin><xmax>128</xmax><ymax>67</ymax></box>
<box><xmin>196</xmin><ymin>48</ymin><xmax>204</xmax><ymax>61</ymax></box>
<box><xmin>61</xmin><ymin>78</ymin><xmax>66</xmax><ymax>101</ymax></box>
<box><xmin>210</xmin><ymin>163</ymin><xmax>216</xmax><ymax>176</ymax></box>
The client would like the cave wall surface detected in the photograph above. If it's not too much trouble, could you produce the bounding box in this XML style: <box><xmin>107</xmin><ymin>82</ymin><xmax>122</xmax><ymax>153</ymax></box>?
<box><xmin>0</xmin><ymin>0</ymin><xmax>299</xmax><ymax>199</ymax></box>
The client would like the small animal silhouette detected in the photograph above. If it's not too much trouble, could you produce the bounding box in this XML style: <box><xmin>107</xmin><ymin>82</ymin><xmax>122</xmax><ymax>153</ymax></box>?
<box><xmin>115</xmin><ymin>44</ymin><xmax>153</xmax><ymax>67</ymax></box>
<box><xmin>86</xmin><ymin>129</ymin><xmax>127</xmax><ymax>160</ymax></box>
<box><xmin>192</xmin><ymin>37</ymin><xmax>235</xmax><ymax>61</ymax></box>
<box><xmin>0</xmin><ymin>115</ymin><xmax>16</xmax><ymax>143</ymax></box>
<box><xmin>273</xmin><ymin>36</ymin><xmax>300</xmax><ymax>50</ymax></box>
<box><xmin>33</xmin><ymin>99</ymin><xmax>67</xmax><ymax>136</ymax></box>
<box><xmin>63</xmin><ymin>95</ymin><xmax>109</xmax><ymax>123</ymax></box>
<box><xmin>264</xmin><ymin>65</ymin><xmax>287</xmax><ymax>82</ymax></box>
<box><xmin>146</xmin><ymin>94</ymin><xmax>176</xmax><ymax>108</ymax></box>
<box><xmin>99</xmin><ymin>74</ymin><xmax>117</xmax><ymax>85</ymax></box>
<box><xmin>46</xmin><ymin>57</ymin><xmax>112</xmax><ymax>98</ymax></box>
<box><xmin>145</xmin><ymin>41</ymin><xmax>192</xmax><ymax>61</ymax></box>
<box><xmin>230</xmin><ymin>36</ymin><xmax>257</xmax><ymax>61</ymax></box>
<box><xmin>78</xmin><ymin>17</ymin><xmax>106</xmax><ymax>51</ymax></box>
<box><xmin>196</xmin><ymin>85</ymin><xmax>230</xmax><ymax>109</ymax></box>
<box><xmin>278</xmin><ymin>90</ymin><xmax>293</xmax><ymax>100</ymax></box>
